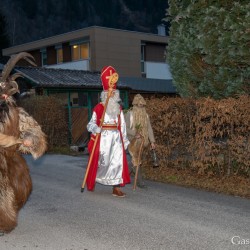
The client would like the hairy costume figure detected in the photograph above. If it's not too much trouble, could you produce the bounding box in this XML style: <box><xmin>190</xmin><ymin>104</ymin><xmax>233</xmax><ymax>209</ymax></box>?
<box><xmin>0</xmin><ymin>53</ymin><xmax>47</xmax><ymax>235</ymax></box>
<box><xmin>125</xmin><ymin>94</ymin><xmax>156</xmax><ymax>188</ymax></box>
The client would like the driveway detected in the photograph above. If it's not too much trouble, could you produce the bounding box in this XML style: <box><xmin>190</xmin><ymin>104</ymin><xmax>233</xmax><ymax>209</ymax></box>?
<box><xmin>0</xmin><ymin>154</ymin><xmax>249</xmax><ymax>250</ymax></box>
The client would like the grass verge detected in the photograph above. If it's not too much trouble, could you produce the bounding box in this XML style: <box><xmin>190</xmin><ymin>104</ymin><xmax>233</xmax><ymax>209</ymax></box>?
<box><xmin>143</xmin><ymin>165</ymin><xmax>250</xmax><ymax>199</ymax></box>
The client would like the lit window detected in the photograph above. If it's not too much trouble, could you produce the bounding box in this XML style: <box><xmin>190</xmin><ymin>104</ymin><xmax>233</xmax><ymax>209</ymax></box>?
<box><xmin>72</xmin><ymin>45</ymin><xmax>80</xmax><ymax>61</ymax></box>
<box><xmin>57</xmin><ymin>48</ymin><xmax>63</xmax><ymax>63</ymax></box>
<box><xmin>71</xmin><ymin>43</ymin><xmax>89</xmax><ymax>61</ymax></box>
<box><xmin>80</xmin><ymin>44</ymin><xmax>89</xmax><ymax>59</ymax></box>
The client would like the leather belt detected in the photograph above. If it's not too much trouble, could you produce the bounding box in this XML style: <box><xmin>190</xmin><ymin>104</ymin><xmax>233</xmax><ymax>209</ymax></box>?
<box><xmin>102</xmin><ymin>124</ymin><xmax>118</xmax><ymax>130</ymax></box>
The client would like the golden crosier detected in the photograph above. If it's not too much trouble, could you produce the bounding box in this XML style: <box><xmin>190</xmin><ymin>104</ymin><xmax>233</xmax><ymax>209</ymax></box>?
<box><xmin>108</xmin><ymin>72</ymin><xmax>119</xmax><ymax>89</ymax></box>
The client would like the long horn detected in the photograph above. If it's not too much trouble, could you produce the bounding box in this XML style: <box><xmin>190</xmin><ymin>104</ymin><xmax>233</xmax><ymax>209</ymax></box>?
<box><xmin>7</xmin><ymin>81</ymin><xmax>20</xmax><ymax>96</ymax></box>
<box><xmin>10</xmin><ymin>73</ymin><xmax>24</xmax><ymax>81</ymax></box>
<box><xmin>1</xmin><ymin>52</ymin><xmax>36</xmax><ymax>82</ymax></box>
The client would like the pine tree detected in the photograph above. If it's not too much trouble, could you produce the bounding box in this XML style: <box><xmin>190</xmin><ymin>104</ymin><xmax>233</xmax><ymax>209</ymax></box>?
<box><xmin>165</xmin><ymin>0</ymin><xmax>250</xmax><ymax>99</ymax></box>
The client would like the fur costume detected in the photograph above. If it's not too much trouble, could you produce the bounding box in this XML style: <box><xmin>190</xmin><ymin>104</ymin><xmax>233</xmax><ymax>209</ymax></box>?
<box><xmin>0</xmin><ymin>53</ymin><xmax>47</xmax><ymax>234</ymax></box>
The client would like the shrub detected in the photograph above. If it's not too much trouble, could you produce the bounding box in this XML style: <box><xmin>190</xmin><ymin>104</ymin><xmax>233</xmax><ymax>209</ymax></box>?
<box><xmin>143</xmin><ymin>95</ymin><xmax>250</xmax><ymax>177</ymax></box>
<box><xmin>165</xmin><ymin>0</ymin><xmax>250</xmax><ymax>99</ymax></box>
<box><xmin>18</xmin><ymin>95</ymin><xmax>68</xmax><ymax>149</ymax></box>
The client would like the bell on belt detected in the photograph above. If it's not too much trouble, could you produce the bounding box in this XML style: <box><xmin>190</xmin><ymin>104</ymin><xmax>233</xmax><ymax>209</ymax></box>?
<box><xmin>151</xmin><ymin>149</ymin><xmax>159</xmax><ymax>168</ymax></box>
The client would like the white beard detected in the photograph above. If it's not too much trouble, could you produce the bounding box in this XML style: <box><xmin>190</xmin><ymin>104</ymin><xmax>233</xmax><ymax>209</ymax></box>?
<box><xmin>101</xmin><ymin>90</ymin><xmax>121</xmax><ymax>118</ymax></box>
<box><xmin>106</xmin><ymin>98</ymin><xmax>120</xmax><ymax>118</ymax></box>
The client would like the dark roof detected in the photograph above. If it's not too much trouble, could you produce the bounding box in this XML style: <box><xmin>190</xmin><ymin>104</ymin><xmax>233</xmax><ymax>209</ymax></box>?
<box><xmin>15</xmin><ymin>66</ymin><xmax>129</xmax><ymax>89</ymax></box>
<box><xmin>120</xmin><ymin>77</ymin><xmax>176</xmax><ymax>94</ymax></box>
<box><xmin>10</xmin><ymin>66</ymin><xmax>176</xmax><ymax>94</ymax></box>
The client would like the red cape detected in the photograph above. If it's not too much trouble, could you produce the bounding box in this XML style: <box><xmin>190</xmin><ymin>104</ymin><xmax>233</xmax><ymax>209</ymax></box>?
<box><xmin>86</xmin><ymin>103</ymin><xmax>130</xmax><ymax>191</ymax></box>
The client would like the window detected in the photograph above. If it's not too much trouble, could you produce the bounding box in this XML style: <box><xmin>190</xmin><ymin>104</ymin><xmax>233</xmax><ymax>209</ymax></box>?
<box><xmin>73</xmin><ymin>98</ymin><xmax>78</xmax><ymax>105</ymax></box>
<box><xmin>78</xmin><ymin>92</ymin><xmax>88</xmax><ymax>106</ymax></box>
<box><xmin>91</xmin><ymin>92</ymin><xmax>99</xmax><ymax>108</ymax></box>
<box><xmin>141</xmin><ymin>43</ymin><xmax>145</xmax><ymax>73</ymax></box>
<box><xmin>80</xmin><ymin>44</ymin><xmax>89</xmax><ymax>59</ymax></box>
<box><xmin>71</xmin><ymin>43</ymin><xmax>89</xmax><ymax>61</ymax></box>
<box><xmin>72</xmin><ymin>45</ymin><xmax>79</xmax><ymax>61</ymax></box>
<box><xmin>57</xmin><ymin>48</ymin><xmax>63</xmax><ymax>63</ymax></box>
<box><xmin>70</xmin><ymin>92</ymin><xmax>78</xmax><ymax>106</ymax></box>
<box><xmin>41</xmin><ymin>49</ymin><xmax>47</xmax><ymax>66</ymax></box>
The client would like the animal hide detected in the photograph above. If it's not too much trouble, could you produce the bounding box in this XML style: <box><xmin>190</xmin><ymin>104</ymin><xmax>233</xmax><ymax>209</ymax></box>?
<box><xmin>0</xmin><ymin>97</ymin><xmax>47</xmax><ymax>233</ymax></box>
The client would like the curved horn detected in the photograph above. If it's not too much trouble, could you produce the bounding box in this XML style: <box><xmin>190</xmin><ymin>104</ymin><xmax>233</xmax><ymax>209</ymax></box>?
<box><xmin>1</xmin><ymin>52</ymin><xmax>36</xmax><ymax>82</ymax></box>
<box><xmin>10</xmin><ymin>73</ymin><xmax>24</xmax><ymax>81</ymax></box>
<box><xmin>6</xmin><ymin>81</ymin><xmax>20</xmax><ymax>96</ymax></box>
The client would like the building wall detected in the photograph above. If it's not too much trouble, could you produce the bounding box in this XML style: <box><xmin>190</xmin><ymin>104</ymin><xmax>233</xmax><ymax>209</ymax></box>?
<box><xmin>47</xmin><ymin>46</ymin><xmax>57</xmax><ymax>65</ymax></box>
<box><xmin>62</xmin><ymin>42</ymin><xmax>71</xmax><ymax>62</ymax></box>
<box><xmin>14</xmin><ymin>49</ymin><xmax>42</xmax><ymax>67</ymax></box>
<box><xmin>91</xmin><ymin>28</ymin><xmax>142</xmax><ymax>77</ymax></box>
<box><xmin>2</xmin><ymin>26</ymin><xmax>171</xmax><ymax>79</ymax></box>
<box><xmin>32</xmin><ymin>50</ymin><xmax>42</xmax><ymax>67</ymax></box>
<box><xmin>145</xmin><ymin>43</ymin><xmax>166</xmax><ymax>62</ymax></box>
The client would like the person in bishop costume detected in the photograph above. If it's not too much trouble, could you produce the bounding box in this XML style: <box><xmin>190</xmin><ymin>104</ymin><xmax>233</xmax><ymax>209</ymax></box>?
<box><xmin>86</xmin><ymin>66</ymin><xmax>130</xmax><ymax>197</ymax></box>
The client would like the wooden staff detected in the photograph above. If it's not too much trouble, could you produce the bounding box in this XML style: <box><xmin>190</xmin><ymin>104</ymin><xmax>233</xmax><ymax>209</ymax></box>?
<box><xmin>133</xmin><ymin>135</ymin><xmax>144</xmax><ymax>190</ymax></box>
<box><xmin>81</xmin><ymin>89</ymin><xmax>113</xmax><ymax>192</ymax></box>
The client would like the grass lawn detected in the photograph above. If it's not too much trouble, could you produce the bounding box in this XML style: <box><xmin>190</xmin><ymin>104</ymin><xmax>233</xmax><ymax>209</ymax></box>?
<box><xmin>143</xmin><ymin>164</ymin><xmax>250</xmax><ymax>199</ymax></box>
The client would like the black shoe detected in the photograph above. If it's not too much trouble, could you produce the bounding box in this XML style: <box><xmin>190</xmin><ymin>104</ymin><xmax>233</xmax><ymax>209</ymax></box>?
<box><xmin>0</xmin><ymin>231</ymin><xmax>4</xmax><ymax>236</ymax></box>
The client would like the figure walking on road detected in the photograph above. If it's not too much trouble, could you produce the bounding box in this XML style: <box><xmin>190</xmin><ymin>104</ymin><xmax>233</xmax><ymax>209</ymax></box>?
<box><xmin>84</xmin><ymin>66</ymin><xmax>130</xmax><ymax>197</ymax></box>
<box><xmin>125</xmin><ymin>94</ymin><xmax>156</xmax><ymax>189</ymax></box>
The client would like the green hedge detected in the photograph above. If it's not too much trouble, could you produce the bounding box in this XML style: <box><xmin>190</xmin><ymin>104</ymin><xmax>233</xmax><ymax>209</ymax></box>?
<box><xmin>165</xmin><ymin>0</ymin><xmax>250</xmax><ymax>99</ymax></box>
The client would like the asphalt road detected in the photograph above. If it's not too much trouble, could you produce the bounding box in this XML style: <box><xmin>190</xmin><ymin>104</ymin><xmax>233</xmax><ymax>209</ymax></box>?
<box><xmin>0</xmin><ymin>154</ymin><xmax>249</xmax><ymax>250</ymax></box>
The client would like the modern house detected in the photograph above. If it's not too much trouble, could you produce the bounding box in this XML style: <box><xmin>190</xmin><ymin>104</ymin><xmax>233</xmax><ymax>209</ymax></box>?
<box><xmin>2</xmin><ymin>25</ymin><xmax>173</xmax><ymax>81</ymax></box>
<box><xmin>2</xmin><ymin>25</ymin><xmax>176</xmax><ymax>145</ymax></box>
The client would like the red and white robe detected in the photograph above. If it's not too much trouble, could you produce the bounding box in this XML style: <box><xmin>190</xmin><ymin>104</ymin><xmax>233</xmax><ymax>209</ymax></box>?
<box><xmin>86</xmin><ymin>103</ymin><xmax>130</xmax><ymax>191</ymax></box>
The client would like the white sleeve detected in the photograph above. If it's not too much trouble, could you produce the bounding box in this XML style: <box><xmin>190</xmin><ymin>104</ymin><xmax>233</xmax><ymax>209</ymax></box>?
<box><xmin>87</xmin><ymin>112</ymin><xmax>101</xmax><ymax>134</ymax></box>
<box><xmin>120</xmin><ymin>110</ymin><xmax>130</xmax><ymax>150</ymax></box>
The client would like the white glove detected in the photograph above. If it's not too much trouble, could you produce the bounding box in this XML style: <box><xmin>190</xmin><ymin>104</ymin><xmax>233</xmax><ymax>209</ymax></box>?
<box><xmin>95</xmin><ymin>126</ymin><xmax>102</xmax><ymax>133</ymax></box>
<box><xmin>124</xmin><ymin>141</ymin><xmax>130</xmax><ymax>150</ymax></box>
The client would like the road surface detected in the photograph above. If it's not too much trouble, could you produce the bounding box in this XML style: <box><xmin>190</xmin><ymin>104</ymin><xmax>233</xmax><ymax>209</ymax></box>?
<box><xmin>0</xmin><ymin>154</ymin><xmax>249</xmax><ymax>250</ymax></box>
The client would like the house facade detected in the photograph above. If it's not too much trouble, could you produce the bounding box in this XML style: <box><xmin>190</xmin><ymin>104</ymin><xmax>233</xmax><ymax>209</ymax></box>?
<box><xmin>2</xmin><ymin>25</ymin><xmax>172</xmax><ymax>80</ymax></box>
<box><xmin>2</xmin><ymin>26</ymin><xmax>175</xmax><ymax>146</ymax></box>
<box><xmin>13</xmin><ymin>66</ymin><xmax>130</xmax><ymax>145</ymax></box>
